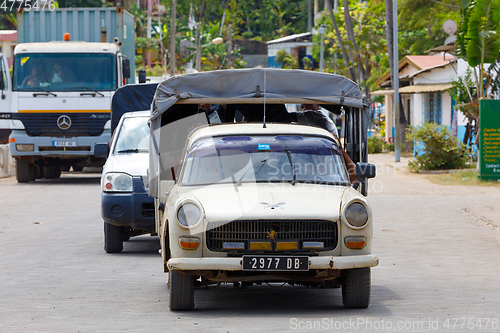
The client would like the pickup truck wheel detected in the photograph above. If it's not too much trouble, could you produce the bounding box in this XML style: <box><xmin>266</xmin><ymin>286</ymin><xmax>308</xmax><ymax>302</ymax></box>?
<box><xmin>16</xmin><ymin>159</ymin><xmax>31</xmax><ymax>183</ymax></box>
<box><xmin>169</xmin><ymin>270</ymin><xmax>194</xmax><ymax>311</ymax></box>
<box><xmin>104</xmin><ymin>222</ymin><xmax>123</xmax><ymax>253</ymax></box>
<box><xmin>342</xmin><ymin>267</ymin><xmax>370</xmax><ymax>308</ymax></box>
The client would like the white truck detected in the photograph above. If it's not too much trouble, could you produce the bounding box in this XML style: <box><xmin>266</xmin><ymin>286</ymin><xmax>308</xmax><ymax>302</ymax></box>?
<box><xmin>2</xmin><ymin>39</ymin><xmax>130</xmax><ymax>182</ymax></box>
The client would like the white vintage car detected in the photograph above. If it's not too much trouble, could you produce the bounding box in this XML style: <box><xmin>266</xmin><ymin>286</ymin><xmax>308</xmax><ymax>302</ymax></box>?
<box><xmin>148</xmin><ymin>69</ymin><xmax>378</xmax><ymax>310</ymax></box>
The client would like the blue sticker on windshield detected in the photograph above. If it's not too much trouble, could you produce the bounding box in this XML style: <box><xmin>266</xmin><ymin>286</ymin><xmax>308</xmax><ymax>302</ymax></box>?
<box><xmin>258</xmin><ymin>143</ymin><xmax>271</xmax><ymax>151</ymax></box>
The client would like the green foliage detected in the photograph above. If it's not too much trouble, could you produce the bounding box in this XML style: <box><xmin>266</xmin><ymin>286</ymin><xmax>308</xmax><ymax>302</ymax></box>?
<box><xmin>368</xmin><ymin>136</ymin><xmax>385</xmax><ymax>154</ymax></box>
<box><xmin>450</xmin><ymin>68</ymin><xmax>477</xmax><ymax>117</ymax></box>
<box><xmin>302</xmin><ymin>56</ymin><xmax>312</xmax><ymax>70</ymax></box>
<box><xmin>461</xmin><ymin>0</ymin><xmax>500</xmax><ymax>67</ymax></box>
<box><xmin>407</xmin><ymin>123</ymin><xmax>469</xmax><ymax>172</ymax></box>
<box><xmin>385</xmin><ymin>142</ymin><xmax>395</xmax><ymax>152</ymax></box>
<box><xmin>241</xmin><ymin>31</ymin><xmax>253</xmax><ymax>39</ymax></box>
<box><xmin>399</xmin><ymin>0</ymin><xmax>460</xmax><ymax>56</ymax></box>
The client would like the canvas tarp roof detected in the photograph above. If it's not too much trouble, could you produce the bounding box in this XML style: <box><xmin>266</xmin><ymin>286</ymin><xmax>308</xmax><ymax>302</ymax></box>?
<box><xmin>150</xmin><ymin>68</ymin><xmax>366</xmax><ymax>124</ymax></box>
<box><xmin>148</xmin><ymin>68</ymin><xmax>368</xmax><ymax>197</ymax></box>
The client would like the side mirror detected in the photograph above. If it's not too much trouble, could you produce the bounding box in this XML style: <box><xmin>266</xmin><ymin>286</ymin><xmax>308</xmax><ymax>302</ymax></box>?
<box><xmin>138</xmin><ymin>69</ymin><xmax>146</xmax><ymax>84</ymax></box>
<box><xmin>94</xmin><ymin>142</ymin><xmax>110</xmax><ymax>157</ymax></box>
<box><xmin>122</xmin><ymin>58</ymin><xmax>131</xmax><ymax>79</ymax></box>
<box><xmin>356</xmin><ymin>162</ymin><xmax>376</xmax><ymax>180</ymax></box>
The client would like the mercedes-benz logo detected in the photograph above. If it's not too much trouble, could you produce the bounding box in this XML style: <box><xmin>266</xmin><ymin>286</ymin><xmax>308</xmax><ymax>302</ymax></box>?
<box><xmin>57</xmin><ymin>115</ymin><xmax>72</xmax><ymax>130</ymax></box>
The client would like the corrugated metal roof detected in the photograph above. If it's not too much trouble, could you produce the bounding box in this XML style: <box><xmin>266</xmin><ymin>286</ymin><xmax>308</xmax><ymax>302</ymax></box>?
<box><xmin>266</xmin><ymin>32</ymin><xmax>312</xmax><ymax>45</ymax></box>
<box><xmin>370</xmin><ymin>83</ymin><xmax>454</xmax><ymax>95</ymax></box>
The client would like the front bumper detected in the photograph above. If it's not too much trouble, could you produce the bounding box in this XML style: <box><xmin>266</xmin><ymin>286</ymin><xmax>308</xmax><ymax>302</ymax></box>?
<box><xmin>101</xmin><ymin>191</ymin><xmax>155</xmax><ymax>232</ymax></box>
<box><xmin>167</xmin><ymin>254</ymin><xmax>379</xmax><ymax>271</ymax></box>
<box><xmin>9</xmin><ymin>129</ymin><xmax>110</xmax><ymax>157</ymax></box>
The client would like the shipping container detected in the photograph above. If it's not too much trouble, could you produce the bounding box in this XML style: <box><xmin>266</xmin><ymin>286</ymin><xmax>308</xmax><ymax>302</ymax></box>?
<box><xmin>17</xmin><ymin>7</ymin><xmax>135</xmax><ymax>81</ymax></box>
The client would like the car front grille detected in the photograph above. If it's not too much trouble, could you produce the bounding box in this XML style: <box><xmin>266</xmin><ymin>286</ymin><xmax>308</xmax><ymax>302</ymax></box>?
<box><xmin>17</xmin><ymin>113</ymin><xmax>109</xmax><ymax>137</ymax></box>
<box><xmin>207</xmin><ymin>220</ymin><xmax>338</xmax><ymax>252</ymax></box>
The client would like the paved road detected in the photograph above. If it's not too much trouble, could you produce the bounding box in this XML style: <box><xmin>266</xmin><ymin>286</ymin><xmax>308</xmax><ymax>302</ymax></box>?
<box><xmin>1</xmin><ymin>156</ymin><xmax>500</xmax><ymax>332</ymax></box>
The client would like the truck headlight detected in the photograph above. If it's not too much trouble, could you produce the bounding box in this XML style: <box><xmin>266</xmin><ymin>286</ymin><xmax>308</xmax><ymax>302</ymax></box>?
<box><xmin>344</xmin><ymin>203</ymin><xmax>368</xmax><ymax>228</ymax></box>
<box><xmin>177</xmin><ymin>203</ymin><xmax>202</xmax><ymax>228</ymax></box>
<box><xmin>103</xmin><ymin>173</ymin><xmax>133</xmax><ymax>192</ymax></box>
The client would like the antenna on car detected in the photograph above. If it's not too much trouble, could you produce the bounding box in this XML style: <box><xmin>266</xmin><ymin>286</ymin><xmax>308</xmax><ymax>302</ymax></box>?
<box><xmin>263</xmin><ymin>69</ymin><xmax>267</xmax><ymax>128</ymax></box>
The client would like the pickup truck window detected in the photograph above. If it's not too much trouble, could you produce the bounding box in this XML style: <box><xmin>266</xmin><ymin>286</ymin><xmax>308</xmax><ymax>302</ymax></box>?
<box><xmin>13</xmin><ymin>53</ymin><xmax>117</xmax><ymax>91</ymax></box>
<box><xmin>181</xmin><ymin>135</ymin><xmax>350</xmax><ymax>186</ymax></box>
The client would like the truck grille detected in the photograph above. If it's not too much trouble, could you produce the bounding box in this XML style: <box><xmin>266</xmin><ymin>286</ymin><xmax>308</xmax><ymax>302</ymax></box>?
<box><xmin>17</xmin><ymin>113</ymin><xmax>109</xmax><ymax>137</ymax></box>
<box><xmin>207</xmin><ymin>220</ymin><xmax>338</xmax><ymax>252</ymax></box>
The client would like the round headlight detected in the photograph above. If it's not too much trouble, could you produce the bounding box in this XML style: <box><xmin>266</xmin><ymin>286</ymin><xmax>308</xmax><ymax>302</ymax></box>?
<box><xmin>345</xmin><ymin>203</ymin><xmax>368</xmax><ymax>228</ymax></box>
<box><xmin>177</xmin><ymin>203</ymin><xmax>202</xmax><ymax>227</ymax></box>
<box><xmin>114</xmin><ymin>174</ymin><xmax>133</xmax><ymax>191</ymax></box>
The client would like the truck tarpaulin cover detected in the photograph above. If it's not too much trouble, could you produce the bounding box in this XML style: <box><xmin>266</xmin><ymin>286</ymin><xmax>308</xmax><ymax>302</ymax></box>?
<box><xmin>148</xmin><ymin>68</ymin><xmax>368</xmax><ymax>197</ymax></box>
<box><xmin>111</xmin><ymin>83</ymin><xmax>158</xmax><ymax>132</ymax></box>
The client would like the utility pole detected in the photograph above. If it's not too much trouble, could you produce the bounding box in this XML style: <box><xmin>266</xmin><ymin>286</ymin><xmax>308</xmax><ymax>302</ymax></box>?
<box><xmin>393</xmin><ymin>0</ymin><xmax>400</xmax><ymax>162</ymax></box>
<box><xmin>196</xmin><ymin>23</ymin><xmax>201</xmax><ymax>72</ymax></box>
<box><xmin>146</xmin><ymin>0</ymin><xmax>152</xmax><ymax>68</ymax></box>
<box><xmin>319</xmin><ymin>25</ymin><xmax>325</xmax><ymax>72</ymax></box>
<box><xmin>227</xmin><ymin>24</ymin><xmax>232</xmax><ymax>68</ymax></box>
<box><xmin>170</xmin><ymin>0</ymin><xmax>176</xmax><ymax>77</ymax></box>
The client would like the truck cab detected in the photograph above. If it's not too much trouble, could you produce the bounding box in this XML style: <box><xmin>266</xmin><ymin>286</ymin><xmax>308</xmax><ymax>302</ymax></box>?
<box><xmin>6</xmin><ymin>41</ymin><xmax>130</xmax><ymax>182</ymax></box>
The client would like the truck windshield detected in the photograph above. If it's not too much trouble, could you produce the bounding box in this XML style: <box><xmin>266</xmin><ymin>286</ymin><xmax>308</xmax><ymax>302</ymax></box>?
<box><xmin>13</xmin><ymin>53</ymin><xmax>117</xmax><ymax>91</ymax></box>
<box><xmin>114</xmin><ymin>116</ymin><xmax>149</xmax><ymax>154</ymax></box>
<box><xmin>181</xmin><ymin>135</ymin><xmax>350</xmax><ymax>186</ymax></box>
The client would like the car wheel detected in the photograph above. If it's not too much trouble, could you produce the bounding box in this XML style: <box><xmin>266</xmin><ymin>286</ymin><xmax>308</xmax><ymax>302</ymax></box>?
<box><xmin>169</xmin><ymin>270</ymin><xmax>194</xmax><ymax>311</ymax></box>
<box><xmin>342</xmin><ymin>267</ymin><xmax>370</xmax><ymax>308</ymax></box>
<box><xmin>16</xmin><ymin>159</ymin><xmax>31</xmax><ymax>183</ymax></box>
<box><xmin>104</xmin><ymin>222</ymin><xmax>123</xmax><ymax>253</ymax></box>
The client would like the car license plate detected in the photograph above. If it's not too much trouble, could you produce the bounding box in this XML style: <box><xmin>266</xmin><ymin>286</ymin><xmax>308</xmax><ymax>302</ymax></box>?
<box><xmin>52</xmin><ymin>141</ymin><xmax>77</xmax><ymax>147</ymax></box>
<box><xmin>242</xmin><ymin>255</ymin><xmax>309</xmax><ymax>271</ymax></box>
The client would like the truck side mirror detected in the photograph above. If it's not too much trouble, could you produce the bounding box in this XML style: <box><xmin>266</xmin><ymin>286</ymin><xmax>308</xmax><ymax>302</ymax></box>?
<box><xmin>122</xmin><ymin>58</ymin><xmax>131</xmax><ymax>79</ymax></box>
<box><xmin>355</xmin><ymin>162</ymin><xmax>376</xmax><ymax>180</ymax></box>
<box><xmin>138</xmin><ymin>69</ymin><xmax>146</xmax><ymax>84</ymax></box>
<box><xmin>94</xmin><ymin>142</ymin><xmax>110</xmax><ymax>157</ymax></box>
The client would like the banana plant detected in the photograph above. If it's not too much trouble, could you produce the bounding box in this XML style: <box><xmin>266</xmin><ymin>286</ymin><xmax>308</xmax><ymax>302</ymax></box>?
<box><xmin>457</xmin><ymin>0</ymin><xmax>500</xmax><ymax>98</ymax></box>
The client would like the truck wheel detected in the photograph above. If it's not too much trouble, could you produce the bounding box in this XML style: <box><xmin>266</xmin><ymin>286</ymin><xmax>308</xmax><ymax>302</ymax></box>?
<box><xmin>104</xmin><ymin>222</ymin><xmax>123</xmax><ymax>253</ymax></box>
<box><xmin>16</xmin><ymin>159</ymin><xmax>31</xmax><ymax>183</ymax></box>
<box><xmin>169</xmin><ymin>270</ymin><xmax>194</xmax><ymax>311</ymax></box>
<box><xmin>342</xmin><ymin>267</ymin><xmax>371</xmax><ymax>308</ymax></box>
<box><xmin>29</xmin><ymin>165</ymin><xmax>36</xmax><ymax>181</ymax></box>
<box><xmin>43</xmin><ymin>166</ymin><xmax>56</xmax><ymax>179</ymax></box>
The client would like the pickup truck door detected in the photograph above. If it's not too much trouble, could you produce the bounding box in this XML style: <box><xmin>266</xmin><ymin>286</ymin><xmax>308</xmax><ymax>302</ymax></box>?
<box><xmin>0</xmin><ymin>54</ymin><xmax>13</xmax><ymax>138</ymax></box>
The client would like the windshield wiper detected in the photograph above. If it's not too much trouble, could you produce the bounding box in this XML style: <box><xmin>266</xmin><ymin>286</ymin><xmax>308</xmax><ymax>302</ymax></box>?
<box><xmin>237</xmin><ymin>159</ymin><xmax>267</xmax><ymax>186</ymax></box>
<box><xmin>117</xmin><ymin>148</ymin><xmax>148</xmax><ymax>154</ymax></box>
<box><xmin>27</xmin><ymin>87</ymin><xmax>57</xmax><ymax>97</ymax></box>
<box><xmin>75</xmin><ymin>87</ymin><xmax>104</xmax><ymax>97</ymax></box>
<box><xmin>285</xmin><ymin>149</ymin><xmax>296</xmax><ymax>186</ymax></box>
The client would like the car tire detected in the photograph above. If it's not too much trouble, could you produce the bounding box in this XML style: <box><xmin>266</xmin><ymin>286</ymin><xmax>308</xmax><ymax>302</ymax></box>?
<box><xmin>169</xmin><ymin>270</ymin><xmax>194</xmax><ymax>311</ymax></box>
<box><xmin>16</xmin><ymin>159</ymin><xmax>31</xmax><ymax>183</ymax></box>
<box><xmin>104</xmin><ymin>222</ymin><xmax>123</xmax><ymax>253</ymax></box>
<box><xmin>342</xmin><ymin>267</ymin><xmax>370</xmax><ymax>308</ymax></box>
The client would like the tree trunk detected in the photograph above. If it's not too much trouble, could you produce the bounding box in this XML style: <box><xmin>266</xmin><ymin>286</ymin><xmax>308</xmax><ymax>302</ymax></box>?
<box><xmin>325</xmin><ymin>0</ymin><xmax>356</xmax><ymax>80</ymax></box>
<box><xmin>342</xmin><ymin>0</ymin><xmax>367</xmax><ymax>96</ymax></box>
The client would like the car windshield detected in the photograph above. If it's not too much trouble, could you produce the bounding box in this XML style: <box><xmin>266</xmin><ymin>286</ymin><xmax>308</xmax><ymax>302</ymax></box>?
<box><xmin>13</xmin><ymin>53</ymin><xmax>117</xmax><ymax>91</ymax></box>
<box><xmin>180</xmin><ymin>135</ymin><xmax>349</xmax><ymax>186</ymax></box>
<box><xmin>114</xmin><ymin>116</ymin><xmax>149</xmax><ymax>153</ymax></box>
